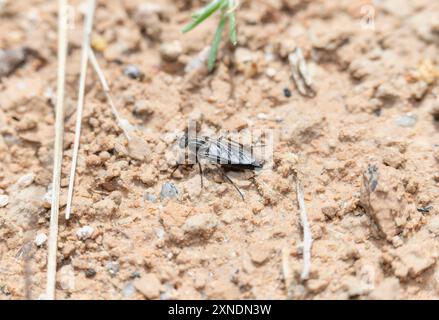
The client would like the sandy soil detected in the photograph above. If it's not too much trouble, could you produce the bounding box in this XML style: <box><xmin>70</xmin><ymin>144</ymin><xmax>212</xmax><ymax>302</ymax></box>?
<box><xmin>1</xmin><ymin>0</ymin><xmax>439</xmax><ymax>300</ymax></box>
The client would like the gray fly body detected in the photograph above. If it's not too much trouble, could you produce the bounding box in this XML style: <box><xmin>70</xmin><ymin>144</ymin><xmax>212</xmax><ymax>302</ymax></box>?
<box><xmin>182</xmin><ymin>135</ymin><xmax>263</xmax><ymax>169</ymax></box>
<box><xmin>173</xmin><ymin>134</ymin><xmax>264</xmax><ymax>200</ymax></box>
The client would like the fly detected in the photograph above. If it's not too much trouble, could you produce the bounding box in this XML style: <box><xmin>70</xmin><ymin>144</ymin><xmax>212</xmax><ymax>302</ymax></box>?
<box><xmin>171</xmin><ymin>134</ymin><xmax>263</xmax><ymax>200</ymax></box>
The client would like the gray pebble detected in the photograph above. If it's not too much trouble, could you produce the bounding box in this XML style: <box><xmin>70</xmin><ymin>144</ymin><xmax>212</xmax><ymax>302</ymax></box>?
<box><xmin>395</xmin><ymin>113</ymin><xmax>417</xmax><ymax>127</ymax></box>
<box><xmin>123</xmin><ymin>282</ymin><xmax>136</xmax><ymax>297</ymax></box>
<box><xmin>106</xmin><ymin>261</ymin><xmax>120</xmax><ymax>276</ymax></box>
<box><xmin>144</xmin><ymin>192</ymin><xmax>157</xmax><ymax>203</ymax></box>
<box><xmin>160</xmin><ymin>182</ymin><xmax>178</xmax><ymax>200</ymax></box>
<box><xmin>0</xmin><ymin>48</ymin><xmax>28</xmax><ymax>78</ymax></box>
<box><xmin>85</xmin><ymin>268</ymin><xmax>97</xmax><ymax>278</ymax></box>
<box><xmin>124</xmin><ymin>64</ymin><xmax>143</xmax><ymax>80</ymax></box>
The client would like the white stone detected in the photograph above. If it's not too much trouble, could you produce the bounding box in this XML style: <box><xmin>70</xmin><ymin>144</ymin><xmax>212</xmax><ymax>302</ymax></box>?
<box><xmin>76</xmin><ymin>226</ymin><xmax>94</xmax><ymax>240</ymax></box>
<box><xmin>0</xmin><ymin>194</ymin><xmax>9</xmax><ymax>207</ymax></box>
<box><xmin>17</xmin><ymin>173</ymin><xmax>34</xmax><ymax>188</ymax></box>
<box><xmin>34</xmin><ymin>233</ymin><xmax>48</xmax><ymax>247</ymax></box>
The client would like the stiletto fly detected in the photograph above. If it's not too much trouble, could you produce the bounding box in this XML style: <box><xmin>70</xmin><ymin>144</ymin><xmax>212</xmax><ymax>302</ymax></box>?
<box><xmin>171</xmin><ymin>134</ymin><xmax>264</xmax><ymax>200</ymax></box>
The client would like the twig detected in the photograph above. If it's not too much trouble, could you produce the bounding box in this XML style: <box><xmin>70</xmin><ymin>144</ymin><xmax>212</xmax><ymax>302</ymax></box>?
<box><xmin>87</xmin><ymin>47</ymin><xmax>132</xmax><ymax>140</ymax></box>
<box><xmin>46</xmin><ymin>0</ymin><xmax>69</xmax><ymax>300</ymax></box>
<box><xmin>65</xmin><ymin>0</ymin><xmax>96</xmax><ymax>220</ymax></box>
<box><xmin>281</xmin><ymin>245</ymin><xmax>292</xmax><ymax>290</ymax></box>
<box><xmin>295</xmin><ymin>178</ymin><xmax>313</xmax><ymax>281</ymax></box>
<box><xmin>288</xmin><ymin>48</ymin><xmax>316</xmax><ymax>97</ymax></box>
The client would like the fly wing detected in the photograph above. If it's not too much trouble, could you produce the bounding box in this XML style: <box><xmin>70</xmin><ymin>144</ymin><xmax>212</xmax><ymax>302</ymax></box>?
<box><xmin>205</xmin><ymin>138</ymin><xmax>258</xmax><ymax>166</ymax></box>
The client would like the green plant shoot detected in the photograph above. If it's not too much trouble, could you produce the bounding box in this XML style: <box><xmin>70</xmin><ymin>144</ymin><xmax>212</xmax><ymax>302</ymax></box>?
<box><xmin>182</xmin><ymin>0</ymin><xmax>238</xmax><ymax>72</ymax></box>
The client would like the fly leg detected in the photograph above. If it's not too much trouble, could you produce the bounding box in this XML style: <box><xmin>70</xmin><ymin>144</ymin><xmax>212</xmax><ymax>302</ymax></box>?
<box><xmin>198</xmin><ymin>161</ymin><xmax>204</xmax><ymax>188</ymax></box>
<box><xmin>170</xmin><ymin>163</ymin><xmax>181</xmax><ymax>178</ymax></box>
<box><xmin>216</xmin><ymin>165</ymin><xmax>245</xmax><ymax>201</ymax></box>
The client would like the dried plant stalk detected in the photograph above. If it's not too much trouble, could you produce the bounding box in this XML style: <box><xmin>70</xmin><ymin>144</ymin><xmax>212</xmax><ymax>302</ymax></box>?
<box><xmin>295</xmin><ymin>179</ymin><xmax>313</xmax><ymax>281</ymax></box>
<box><xmin>65</xmin><ymin>0</ymin><xmax>96</xmax><ymax>220</ymax></box>
<box><xmin>46</xmin><ymin>0</ymin><xmax>69</xmax><ymax>300</ymax></box>
<box><xmin>87</xmin><ymin>47</ymin><xmax>131</xmax><ymax>140</ymax></box>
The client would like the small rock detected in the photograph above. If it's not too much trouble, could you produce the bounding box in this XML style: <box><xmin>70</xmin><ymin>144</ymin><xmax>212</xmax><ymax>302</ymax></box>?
<box><xmin>321</xmin><ymin>203</ymin><xmax>338</xmax><ymax>220</ymax></box>
<box><xmin>16</xmin><ymin>173</ymin><xmax>34</xmax><ymax>188</ymax></box>
<box><xmin>144</xmin><ymin>193</ymin><xmax>157</xmax><ymax>203</ymax></box>
<box><xmin>283</xmin><ymin>87</ymin><xmax>292</xmax><ymax>98</ymax></box>
<box><xmin>62</xmin><ymin>243</ymin><xmax>75</xmax><ymax>257</ymax></box>
<box><xmin>133</xmin><ymin>3</ymin><xmax>163</xmax><ymax>40</ymax></box>
<box><xmin>395</xmin><ymin>113</ymin><xmax>417</xmax><ymax>127</ymax></box>
<box><xmin>160</xmin><ymin>182</ymin><xmax>178</xmax><ymax>200</ymax></box>
<box><xmin>85</xmin><ymin>268</ymin><xmax>97</xmax><ymax>278</ymax></box>
<box><xmin>42</xmin><ymin>186</ymin><xmax>53</xmax><ymax>208</ymax></box>
<box><xmin>375</xmin><ymin>82</ymin><xmax>399</xmax><ymax>103</ymax></box>
<box><xmin>106</xmin><ymin>261</ymin><xmax>120</xmax><ymax>276</ymax></box>
<box><xmin>124</xmin><ymin>64</ymin><xmax>143</xmax><ymax>80</ymax></box>
<box><xmin>427</xmin><ymin>216</ymin><xmax>439</xmax><ymax>236</ymax></box>
<box><xmin>382</xmin><ymin>148</ymin><xmax>405</xmax><ymax>169</ymax></box>
<box><xmin>249</xmin><ymin>246</ymin><xmax>271</xmax><ymax>265</ymax></box>
<box><xmin>369</xmin><ymin>277</ymin><xmax>400</xmax><ymax>300</ymax></box>
<box><xmin>410</xmin><ymin>80</ymin><xmax>429</xmax><ymax>100</ymax></box>
<box><xmin>265</xmin><ymin>67</ymin><xmax>276</xmax><ymax>78</ymax></box>
<box><xmin>0</xmin><ymin>48</ymin><xmax>28</xmax><ymax>78</ymax></box>
<box><xmin>343</xmin><ymin>276</ymin><xmax>372</xmax><ymax>297</ymax></box>
<box><xmin>133</xmin><ymin>100</ymin><xmax>154</xmax><ymax>118</ymax></box>
<box><xmin>183</xmin><ymin>213</ymin><xmax>218</xmax><ymax>236</ymax></box>
<box><xmin>0</xmin><ymin>194</ymin><xmax>9</xmax><ymax>208</ymax></box>
<box><xmin>306</xmin><ymin>278</ymin><xmax>329</xmax><ymax>293</ymax></box>
<box><xmin>91</xmin><ymin>34</ymin><xmax>107</xmax><ymax>52</ymax></box>
<box><xmin>123</xmin><ymin>282</ymin><xmax>136</xmax><ymax>298</ymax></box>
<box><xmin>34</xmin><ymin>233</ymin><xmax>47</xmax><ymax>247</ymax></box>
<box><xmin>58</xmin><ymin>264</ymin><xmax>75</xmax><ymax>291</ymax></box>
<box><xmin>133</xmin><ymin>273</ymin><xmax>161</xmax><ymax>299</ymax></box>
<box><xmin>391</xmin><ymin>235</ymin><xmax>403</xmax><ymax>248</ymax></box>
<box><xmin>76</xmin><ymin>226</ymin><xmax>94</xmax><ymax>240</ymax></box>
<box><xmin>393</xmin><ymin>240</ymin><xmax>435</xmax><ymax>278</ymax></box>
<box><xmin>234</xmin><ymin>48</ymin><xmax>260</xmax><ymax>77</ymax></box>
<box><xmin>160</xmin><ymin>41</ymin><xmax>182</xmax><ymax>62</ymax></box>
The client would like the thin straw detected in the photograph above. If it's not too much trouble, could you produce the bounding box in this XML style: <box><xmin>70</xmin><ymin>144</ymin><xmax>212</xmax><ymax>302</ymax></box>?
<box><xmin>46</xmin><ymin>0</ymin><xmax>69</xmax><ymax>300</ymax></box>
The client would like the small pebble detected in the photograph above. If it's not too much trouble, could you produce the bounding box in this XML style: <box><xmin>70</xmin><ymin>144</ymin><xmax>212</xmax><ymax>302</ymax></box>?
<box><xmin>123</xmin><ymin>282</ymin><xmax>136</xmax><ymax>298</ymax></box>
<box><xmin>283</xmin><ymin>87</ymin><xmax>292</xmax><ymax>98</ymax></box>
<box><xmin>0</xmin><ymin>194</ymin><xmax>9</xmax><ymax>208</ymax></box>
<box><xmin>395</xmin><ymin>113</ymin><xmax>417</xmax><ymax>127</ymax></box>
<box><xmin>144</xmin><ymin>193</ymin><xmax>157</xmax><ymax>203</ymax></box>
<box><xmin>183</xmin><ymin>213</ymin><xmax>218</xmax><ymax>235</ymax></box>
<box><xmin>91</xmin><ymin>34</ymin><xmax>107</xmax><ymax>52</ymax></box>
<box><xmin>76</xmin><ymin>225</ymin><xmax>94</xmax><ymax>240</ymax></box>
<box><xmin>133</xmin><ymin>274</ymin><xmax>161</xmax><ymax>299</ymax></box>
<box><xmin>42</xmin><ymin>186</ymin><xmax>53</xmax><ymax>207</ymax></box>
<box><xmin>124</xmin><ymin>64</ymin><xmax>143</xmax><ymax>80</ymax></box>
<box><xmin>160</xmin><ymin>182</ymin><xmax>178</xmax><ymax>200</ymax></box>
<box><xmin>17</xmin><ymin>173</ymin><xmax>34</xmax><ymax>188</ymax></box>
<box><xmin>85</xmin><ymin>268</ymin><xmax>97</xmax><ymax>278</ymax></box>
<box><xmin>0</xmin><ymin>48</ymin><xmax>28</xmax><ymax>78</ymax></box>
<box><xmin>106</xmin><ymin>261</ymin><xmax>120</xmax><ymax>276</ymax></box>
<box><xmin>34</xmin><ymin>233</ymin><xmax>47</xmax><ymax>247</ymax></box>
<box><xmin>265</xmin><ymin>67</ymin><xmax>276</xmax><ymax>78</ymax></box>
<box><xmin>160</xmin><ymin>40</ymin><xmax>182</xmax><ymax>62</ymax></box>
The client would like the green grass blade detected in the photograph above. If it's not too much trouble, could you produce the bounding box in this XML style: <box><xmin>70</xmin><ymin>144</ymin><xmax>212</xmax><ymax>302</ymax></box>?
<box><xmin>182</xmin><ymin>0</ymin><xmax>224</xmax><ymax>33</ymax></box>
<box><xmin>208</xmin><ymin>11</ymin><xmax>227</xmax><ymax>72</ymax></box>
<box><xmin>192</xmin><ymin>0</ymin><xmax>220</xmax><ymax>19</ymax></box>
<box><xmin>228</xmin><ymin>0</ymin><xmax>237</xmax><ymax>45</ymax></box>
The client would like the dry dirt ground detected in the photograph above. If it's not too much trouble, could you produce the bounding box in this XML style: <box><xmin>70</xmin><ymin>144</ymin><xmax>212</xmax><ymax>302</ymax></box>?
<box><xmin>1</xmin><ymin>0</ymin><xmax>439</xmax><ymax>300</ymax></box>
